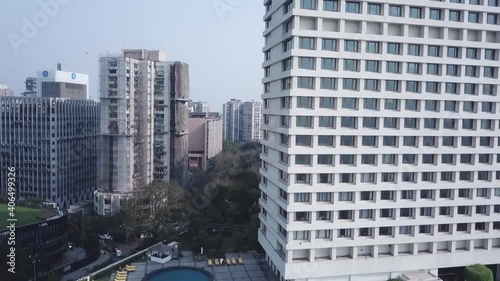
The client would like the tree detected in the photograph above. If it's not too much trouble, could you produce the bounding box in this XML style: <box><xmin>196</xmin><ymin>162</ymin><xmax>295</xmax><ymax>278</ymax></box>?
<box><xmin>465</xmin><ymin>264</ymin><xmax>493</xmax><ymax>281</ymax></box>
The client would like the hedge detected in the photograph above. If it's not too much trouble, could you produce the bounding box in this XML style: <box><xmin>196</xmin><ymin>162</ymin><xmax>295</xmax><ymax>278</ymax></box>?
<box><xmin>465</xmin><ymin>264</ymin><xmax>493</xmax><ymax>281</ymax></box>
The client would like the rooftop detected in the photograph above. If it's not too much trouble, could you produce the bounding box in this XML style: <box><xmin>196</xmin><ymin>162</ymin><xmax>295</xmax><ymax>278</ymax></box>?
<box><xmin>0</xmin><ymin>203</ymin><xmax>46</xmax><ymax>228</ymax></box>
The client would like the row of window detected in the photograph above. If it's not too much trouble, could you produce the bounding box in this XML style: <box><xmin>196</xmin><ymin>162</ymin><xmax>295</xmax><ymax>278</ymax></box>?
<box><xmin>272</xmin><ymin>169</ymin><xmax>500</xmax><ymax>184</ymax></box>
<box><xmin>273</xmin><ymin>97</ymin><xmax>498</xmax><ymax>112</ymax></box>
<box><xmin>265</xmin><ymin>188</ymin><xmax>500</xmax><ymax>203</ymax></box>
<box><xmin>274</xmin><ymin>77</ymin><xmax>498</xmax><ymax>95</ymax></box>
<box><xmin>296</xmin><ymin>0</ymin><xmax>500</xmax><ymax>15</ymax></box>
<box><xmin>267</xmin><ymin>153</ymin><xmax>500</xmax><ymax>167</ymax></box>
<box><xmin>284</xmin><ymin>221</ymin><xmax>500</xmax><ymax>241</ymax></box>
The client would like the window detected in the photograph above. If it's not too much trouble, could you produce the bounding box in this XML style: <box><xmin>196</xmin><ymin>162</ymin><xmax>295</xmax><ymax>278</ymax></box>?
<box><xmin>338</xmin><ymin>192</ymin><xmax>353</xmax><ymax>201</ymax></box>
<box><xmin>463</xmin><ymin>119</ymin><xmax>475</xmax><ymax>129</ymax></box>
<box><xmin>405</xmin><ymin>99</ymin><xmax>419</xmax><ymax>111</ymax></box>
<box><xmin>443</xmin><ymin>119</ymin><xmax>456</xmax><ymax>129</ymax></box>
<box><xmin>428</xmin><ymin>45</ymin><xmax>441</xmax><ymax>57</ymax></box>
<box><xmin>361</xmin><ymin>154</ymin><xmax>376</xmax><ymax>164</ymax></box>
<box><xmin>383</xmin><ymin>136</ymin><xmax>397</xmax><ymax>146</ymax></box>
<box><xmin>322</xmin><ymin>39</ymin><xmax>338</xmax><ymax>51</ymax></box>
<box><xmin>294</xmin><ymin>231</ymin><xmax>310</xmax><ymax>240</ymax></box>
<box><xmin>296</xmin><ymin>116</ymin><xmax>312</xmax><ymax>127</ymax></box>
<box><xmin>466</xmin><ymin>48</ymin><xmax>479</xmax><ymax>59</ymax></box>
<box><xmin>316</xmin><ymin>230</ymin><xmax>332</xmax><ymax>239</ymax></box>
<box><xmin>402</xmin><ymin>172</ymin><xmax>416</xmax><ymax>182</ymax></box>
<box><xmin>301</xmin><ymin>0</ymin><xmax>317</xmax><ymax>10</ymax></box>
<box><xmin>295</xmin><ymin>193</ymin><xmax>310</xmax><ymax>202</ymax></box>
<box><xmin>400</xmin><ymin>208</ymin><xmax>414</xmax><ymax>218</ymax></box>
<box><xmin>483</xmin><ymin>85</ymin><xmax>495</xmax><ymax>96</ymax></box>
<box><xmin>449</xmin><ymin>10</ymin><xmax>461</xmax><ymax>21</ymax></box>
<box><xmin>465</xmin><ymin>66</ymin><xmax>478</xmax><ymax>77</ymax></box>
<box><xmin>381</xmin><ymin>191</ymin><xmax>394</xmax><ymax>200</ymax></box>
<box><xmin>298</xmin><ymin>77</ymin><xmax>315</xmax><ymax>89</ymax></box>
<box><xmin>295</xmin><ymin>174</ymin><xmax>310</xmax><ymax>184</ymax></box>
<box><xmin>408</xmin><ymin>44</ymin><xmax>421</xmax><ymax>56</ymax></box>
<box><xmin>385</xmin><ymin>99</ymin><xmax>399</xmax><ymax>110</ymax></box>
<box><xmin>365</xmin><ymin>79</ymin><xmax>380</xmax><ymax>91</ymax></box>
<box><xmin>447</xmin><ymin>65</ymin><xmax>459</xmax><ymax>76</ymax></box>
<box><xmin>427</xmin><ymin>63</ymin><xmax>440</xmax><ymax>75</ymax></box>
<box><xmin>341</xmin><ymin>117</ymin><xmax>357</xmax><ymax>128</ymax></box>
<box><xmin>489</xmin><ymin>0</ymin><xmax>500</xmax><ymax>7</ymax></box>
<box><xmin>386</xmin><ymin>80</ymin><xmax>400</xmax><ymax>92</ymax></box>
<box><xmin>477</xmin><ymin>188</ymin><xmax>488</xmax><ymax>197</ymax></box>
<box><xmin>282</xmin><ymin>58</ymin><xmax>292</xmax><ymax>71</ymax></box>
<box><xmin>407</xmin><ymin>63</ymin><xmax>420</xmax><ymax>74</ymax></box>
<box><xmin>318</xmin><ymin>155</ymin><xmax>333</xmax><ymax>165</ymax></box>
<box><xmin>320</xmin><ymin>78</ymin><xmax>336</xmax><ymax>90</ymax></box>
<box><xmin>344</xmin><ymin>59</ymin><xmax>359</xmax><ymax>71</ymax></box>
<box><xmin>442</xmin><ymin>137</ymin><xmax>455</xmax><ymax>147</ymax></box>
<box><xmin>296</xmin><ymin>135</ymin><xmax>312</xmax><ymax>146</ymax></box>
<box><xmin>430</xmin><ymin>9</ymin><xmax>442</xmax><ymax>20</ymax></box>
<box><xmin>444</xmin><ymin>101</ymin><xmax>457</xmax><ymax>112</ymax></box>
<box><xmin>485</xmin><ymin>67</ymin><xmax>496</xmax><ymax>78</ymax></box>
<box><xmin>346</xmin><ymin>1</ymin><xmax>360</xmax><ymax>13</ymax></box>
<box><xmin>319</xmin><ymin>116</ymin><xmax>335</xmax><ymax>128</ymax></box>
<box><xmin>323</xmin><ymin>0</ymin><xmax>338</xmax><ymax>11</ymax></box>
<box><xmin>338</xmin><ymin>229</ymin><xmax>353</xmax><ymax>237</ymax></box>
<box><xmin>400</xmin><ymin>226</ymin><xmax>412</xmax><ymax>235</ymax></box>
<box><xmin>299</xmin><ymin>37</ymin><xmax>316</xmax><ymax>49</ymax></box>
<box><xmin>319</xmin><ymin>97</ymin><xmax>335</xmax><ymax>108</ymax></box>
<box><xmin>423</xmin><ymin>136</ymin><xmax>436</xmax><ymax>147</ymax></box>
<box><xmin>318</xmin><ymin>136</ymin><xmax>334</xmax><ymax>146</ymax></box>
<box><xmin>403</xmin><ymin>154</ymin><xmax>416</xmax><ymax>164</ymax></box>
<box><xmin>282</xmin><ymin>78</ymin><xmax>292</xmax><ymax>90</ymax></box>
<box><xmin>487</xmin><ymin>13</ymin><xmax>498</xmax><ymax>24</ymax></box>
<box><xmin>404</xmin><ymin>136</ymin><xmax>417</xmax><ymax>146</ymax></box>
<box><xmin>317</xmin><ymin>211</ymin><xmax>332</xmax><ymax>221</ymax></box>
<box><xmin>401</xmin><ymin>190</ymin><xmax>414</xmax><ymax>200</ymax></box>
<box><xmin>283</xmin><ymin>38</ymin><xmax>293</xmax><ymax>52</ymax></box>
<box><xmin>298</xmin><ymin>57</ymin><xmax>315</xmax><ymax>69</ymax></box>
<box><xmin>363</xmin><ymin>117</ymin><xmax>378</xmax><ymax>128</ymax></box>
<box><xmin>321</xmin><ymin>58</ymin><xmax>337</xmax><ymax>70</ymax></box>
<box><xmin>366</xmin><ymin>41</ymin><xmax>380</xmax><ymax>53</ymax></box>
<box><xmin>359</xmin><ymin>210</ymin><xmax>374</xmax><ymax>219</ymax></box>
<box><xmin>419</xmin><ymin>225</ymin><xmax>432</xmax><ymax>234</ymax></box>
<box><xmin>465</xmin><ymin>83</ymin><xmax>477</xmax><ymax>95</ymax></box>
<box><xmin>340</xmin><ymin>154</ymin><xmax>355</xmax><ymax>165</ymax></box>
<box><xmin>480</xmin><ymin>137</ymin><xmax>491</xmax><ymax>147</ymax></box>
<box><xmin>297</xmin><ymin>97</ymin><xmax>313</xmax><ymax>108</ymax></box>
<box><xmin>381</xmin><ymin>209</ymin><xmax>394</xmax><ymax>218</ymax></box>
<box><xmin>343</xmin><ymin>78</ymin><xmax>359</xmax><ymax>90</ymax></box>
<box><xmin>295</xmin><ymin>155</ymin><xmax>311</xmax><ymax>165</ymax></box>
<box><xmin>426</xmin><ymin>82</ymin><xmax>439</xmax><ymax>93</ymax></box>
<box><xmin>406</xmin><ymin>81</ymin><xmax>420</xmax><ymax>92</ymax></box>
<box><xmin>387</xmin><ymin>43</ymin><xmax>401</xmax><ymax>54</ymax></box>
<box><xmin>468</xmin><ymin>11</ymin><xmax>480</xmax><ymax>23</ymax></box>
<box><xmin>485</xmin><ymin>49</ymin><xmax>496</xmax><ymax>60</ymax></box>
<box><xmin>360</xmin><ymin>191</ymin><xmax>374</xmax><ymax>201</ymax></box>
<box><xmin>448</xmin><ymin>47</ymin><xmax>460</xmax><ymax>58</ymax></box>
<box><xmin>342</xmin><ymin>97</ymin><xmax>357</xmax><ymax>109</ymax></box>
<box><xmin>363</xmin><ymin>98</ymin><xmax>378</xmax><ymax>110</ymax></box>
<box><xmin>361</xmin><ymin>173</ymin><xmax>376</xmax><ymax>183</ymax></box>
<box><xmin>368</xmin><ymin>3</ymin><xmax>382</xmax><ymax>15</ymax></box>
<box><xmin>379</xmin><ymin>227</ymin><xmax>393</xmax><ymax>236</ymax></box>
<box><xmin>366</xmin><ymin>60</ymin><xmax>380</xmax><ymax>72</ymax></box>
<box><xmin>410</xmin><ymin>7</ymin><xmax>423</xmax><ymax>18</ymax></box>
<box><xmin>382</xmin><ymin>155</ymin><xmax>396</xmax><ymax>165</ymax></box>
<box><xmin>382</xmin><ymin>173</ymin><xmax>396</xmax><ymax>182</ymax></box>
<box><xmin>384</xmin><ymin>117</ymin><xmax>398</xmax><ymax>129</ymax></box>
<box><xmin>345</xmin><ymin>40</ymin><xmax>360</xmax><ymax>52</ymax></box>
<box><xmin>479</xmin><ymin>154</ymin><xmax>490</xmax><ymax>164</ymax></box>
<box><xmin>387</xmin><ymin>61</ymin><xmax>400</xmax><ymax>73</ymax></box>
<box><xmin>463</xmin><ymin>101</ymin><xmax>476</xmax><ymax>112</ymax></box>
<box><xmin>340</xmin><ymin>173</ymin><xmax>354</xmax><ymax>183</ymax></box>
<box><xmin>389</xmin><ymin>5</ymin><xmax>402</xmax><ymax>17</ymax></box>
<box><xmin>420</xmin><ymin>207</ymin><xmax>432</xmax><ymax>216</ymax></box>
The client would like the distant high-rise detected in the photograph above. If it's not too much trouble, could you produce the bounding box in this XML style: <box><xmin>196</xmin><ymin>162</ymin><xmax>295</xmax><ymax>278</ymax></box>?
<box><xmin>21</xmin><ymin>77</ymin><xmax>37</xmax><ymax>97</ymax></box>
<box><xmin>223</xmin><ymin>99</ymin><xmax>262</xmax><ymax>142</ymax></box>
<box><xmin>0</xmin><ymin>84</ymin><xmax>14</xmax><ymax>96</ymax></box>
<box><xmin>188</xmin><ymin>112</ymin><xmax>223</xmax><ymax>172</ymax></box>
<box><xmin>0</xmin><ymin>96</ymin><xmax>99</xmax><ymax>208</ymax></box>
<box><xmin>94</xmin><ymin>50</ymin><xmax>189</xmax><ymax>216</ymax></box>
<box><xmin>259</xmin><ymin>1</ymin><xmax>500</xmax><ymax>281</ymax></box>
<box><xmin>37</xmin><ymin>67</ymin><xmax>89</xmax><ymax>100</ymax></box>
<box><xmin>191</xmin><ymin>101</ymin><xmax>211</xmax><ymax>113</ymax></box>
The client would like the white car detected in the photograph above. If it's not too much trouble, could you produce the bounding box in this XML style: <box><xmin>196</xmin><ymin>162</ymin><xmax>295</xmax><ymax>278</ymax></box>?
<box><xmin>99</xmin><ymin>233</ymin><xmax>112</xmax><ymax>240</ymax></box>
<box><xmin>115</xmin><ymin>248</ymin><xmax>122</xmax><ymax>257</ymax></box>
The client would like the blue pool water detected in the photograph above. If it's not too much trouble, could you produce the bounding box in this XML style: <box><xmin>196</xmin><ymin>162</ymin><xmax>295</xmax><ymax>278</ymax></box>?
<box><xmin>144</xmin><ymin>267</ymin><xmax>213</xmax><ymax>281</ymax></box>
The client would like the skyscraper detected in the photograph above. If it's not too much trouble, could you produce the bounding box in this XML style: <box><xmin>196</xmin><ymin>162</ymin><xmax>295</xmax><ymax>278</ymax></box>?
<box><xmin>94</xmin><ymin>50</ymin><xmax>190</xmax><ymax>216</ymax></box>
<box><xmin>0</xmin><ymin>97</ymin><xmax>99</xmax><ymax>208</ymax></box>
<box><xmin>259</xmin><ymin>1</ymin><xmax>500</xmax><ymax>280</ymax></box>
<box><xmin>192</xmin><ymin>101</ymin><xmax>211</xmax><ymax>113</ymax></box>
<box><xmin>0</xmin><ymin>84</ymin><xmax>14</xmax><ymax>96</ymax></box>
<box><xmin>223</xmin><ymin>99</ymin><xmax>263</xmax><ymax>142</ymax></box>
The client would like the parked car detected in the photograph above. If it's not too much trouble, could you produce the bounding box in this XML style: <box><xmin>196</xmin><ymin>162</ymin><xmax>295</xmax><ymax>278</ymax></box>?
<box><xmin>115</xmin><ymin>248</ymin><xmax>122</xmax><ymax>257</ymax></box>
<box><xmin>99</xmin><ymin>233</ymin><xmax>112</xmax><ymax>240</ymax></box>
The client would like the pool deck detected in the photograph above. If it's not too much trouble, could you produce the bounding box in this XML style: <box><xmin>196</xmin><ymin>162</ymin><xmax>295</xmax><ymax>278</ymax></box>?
<box><xmin>111</xmin><ymin>251</ymin><xmax>279</xmax><ymax>281</ymax></box>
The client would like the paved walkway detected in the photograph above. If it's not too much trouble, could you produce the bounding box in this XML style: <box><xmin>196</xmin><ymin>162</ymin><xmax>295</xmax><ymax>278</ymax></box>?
<box><xmin>62</xmin><ymin>251</ymin><xmax>111</xmax><ymax>281</ymax></box>
<box><xmin>109</xmin><ymin>251</ymin><xmax>278</xmax><ymax>281</ymax></box>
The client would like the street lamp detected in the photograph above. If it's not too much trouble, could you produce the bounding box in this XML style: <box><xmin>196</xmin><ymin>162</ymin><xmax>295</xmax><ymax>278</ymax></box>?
<box><xmin>28</xmin><ymin>254</ymin><xmax>40</xmax><ymax>281</ymax></box>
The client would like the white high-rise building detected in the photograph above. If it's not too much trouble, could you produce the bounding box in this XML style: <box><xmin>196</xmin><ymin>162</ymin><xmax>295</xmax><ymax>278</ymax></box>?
<box><xmin>192</xmin><ymin>101</ymin><xmax>211</xmax><ymax>113</ymax></box>
<box><xmin>259</xmin><ymin>1</ymin><xmax>500</xmax><ymax>281</ymax></box>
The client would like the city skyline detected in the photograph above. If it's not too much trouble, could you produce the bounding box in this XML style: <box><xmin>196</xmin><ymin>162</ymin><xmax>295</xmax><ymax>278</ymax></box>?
<box><xmin>0</xmin><ymin>0</ymin><xmax>263</xmax><ymax>112</ymax></box>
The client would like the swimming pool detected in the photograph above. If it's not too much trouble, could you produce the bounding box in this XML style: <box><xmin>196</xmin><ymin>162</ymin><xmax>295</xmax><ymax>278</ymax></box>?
<box><xmin>142</xmin><ymin>266</ymin><xmax>214</xmax><ymax>281</ymax></box>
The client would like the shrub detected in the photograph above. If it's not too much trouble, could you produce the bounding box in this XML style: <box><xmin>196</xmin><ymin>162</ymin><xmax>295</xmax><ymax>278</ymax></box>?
<box><xmin>465</xmin><ymin>264</ymin><xmax>493</xmax><ymax>281</ymax></box>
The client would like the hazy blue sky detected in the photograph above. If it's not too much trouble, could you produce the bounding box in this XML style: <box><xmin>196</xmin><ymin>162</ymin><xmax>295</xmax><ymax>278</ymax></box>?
<box><xmin>0</xmin><ymin>0</ymin><xmax>263</xmax><ymax>112</ymax></box>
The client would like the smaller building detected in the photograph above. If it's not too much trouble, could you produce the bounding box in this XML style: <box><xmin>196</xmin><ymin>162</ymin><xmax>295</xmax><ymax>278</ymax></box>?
<box><xmin>21</xmin><ymin>77</ymin><xmax>37</xmax><ymax>97</ymax></box>
<box><xmin>0</xmin><ymin>84</ymin><xmax>14</xmax><ymax>96</ymax></box>
<box><xmin>188</xmin><ymin>112</ymin><xmax>223</xmax><ymax>172</ymax></box>
<box><xmin>191</xmin><ymin>101</ymin><xmax>211</xmax><ymax>113</ymax></box>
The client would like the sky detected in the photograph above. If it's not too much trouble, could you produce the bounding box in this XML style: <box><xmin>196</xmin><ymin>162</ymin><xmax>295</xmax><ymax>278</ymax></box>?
<box><xmin>0</xmin><ymin>0</ymin><xmax>264</xmax><ymax>112</ymax></box>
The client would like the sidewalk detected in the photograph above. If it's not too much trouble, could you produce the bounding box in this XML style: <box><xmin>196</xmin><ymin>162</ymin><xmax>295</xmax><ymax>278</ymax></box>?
<box><xmin>61</xmin><ymin>250</ymin><xmax>111</xmax><ymax>281</ymax></box>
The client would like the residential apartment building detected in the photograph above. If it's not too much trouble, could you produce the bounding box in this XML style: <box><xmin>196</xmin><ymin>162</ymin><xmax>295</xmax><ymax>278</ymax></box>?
<box><xmin>188</xmin><ymin>112</ymin><xmax>223</xmax><ymax>172</ymax></box>
<box><xmin>0</xmin><ymin>97</ymin><xmax>100</xmax><ymax>208</ymax></box>
<box><xmin>94</xmin><ymin>50</ymin><xmax>189</xmax><ymax>216</ymax></box>
<box><xmin>223</xmin><ymin>99</ymin><xmax>263</xmax><ymax>142</ymax></box>
<box><xmin>259</xmin><ymin>0</ymin><xmax>500</xmax><ymax>281</ymax></box>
